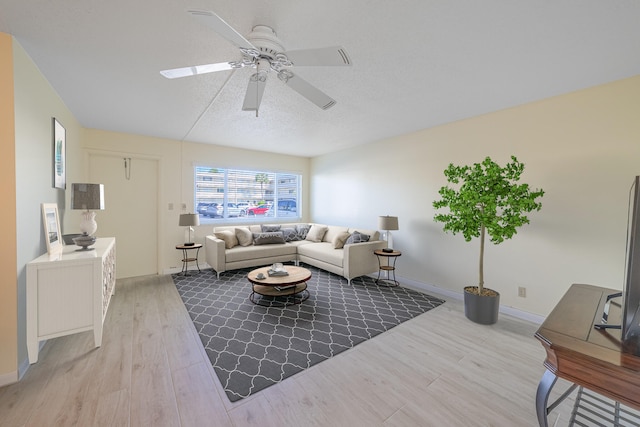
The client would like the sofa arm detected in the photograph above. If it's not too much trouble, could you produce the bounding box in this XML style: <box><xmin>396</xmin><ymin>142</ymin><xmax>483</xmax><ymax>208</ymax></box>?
<box><xmin>205</xmin><ymin>235</ymin><xmax>226</xmax><ymax>275</ymax></box>
<box><xmin>343</xmin><ymin>240</ymin><xmax>387</xmax><ymax>280</ymax></box>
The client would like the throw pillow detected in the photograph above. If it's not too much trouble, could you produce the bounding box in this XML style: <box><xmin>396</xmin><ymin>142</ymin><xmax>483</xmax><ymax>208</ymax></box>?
<box><xmin>333</xmin><ymin>231</ymin><xmax>351</xmax><ymax>249</ymax></box>
<box><xmin>282</xmin><ymin>227</ymin><xmax>300</xmax><ymax>242</ymax></box>
<box><xmin>345</xmin><ymin>231</ymin><xmax>370</xmax><ymax>245</ymax></box>
<box><xmin>235</xmin><ymin>227</ymin><xmax>253</xmax><ymax>246</ymax></box>
<box><xmin>253</xmin><ymin>231</ymin><xmax>286</xmax><ymax>245</ymax></box>
<box><xmin>305</xmin><ymin>225</ymin><xmax>328</xmax><ymax>242</ymax></box>
<box><xmin>214</xmin><ymin>230</ymin><xmax>238</xmax><ymax>249</ymax></box>
<box><xmin>261</xmin><ymin>224</ymin><xmax>282</xmax><ymax>232</ymax></box>
<box><xmin>296</xmin><ymin>224</ymin><xmax>311</xmax><ymax>240</ymax></box>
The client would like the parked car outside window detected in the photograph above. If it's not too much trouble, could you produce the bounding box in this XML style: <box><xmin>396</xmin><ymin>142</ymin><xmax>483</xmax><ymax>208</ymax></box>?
<box><xmin>205</xmin><ymin>203</ymin><xmax>222</xmax><ymax>218</ymax></box>
<box><xmin>246</xmin><ymin>204</ymin><xmax>270</xmax><ymax>216</ymax></box>
<box><xmin>197</xmin><ymin>202</ymin><xmax>213</xmax><ymax>216</ymax></box>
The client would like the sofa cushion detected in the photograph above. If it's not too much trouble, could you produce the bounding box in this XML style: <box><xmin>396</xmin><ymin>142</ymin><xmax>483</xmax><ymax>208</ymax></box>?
<box><xmin>296</xmin><ymin>224</ymin><xmax>311</xmax><ymax>239</ymax></box>
<box><xmin>297</xmin><ymin>242</ymin><xmax>343</xmax><ymax>267</ymax></box>
<box><xmin>261</xmin><ymin>224</ymin><xmax>282</xmax><ymax>232</ymax></box>
<box><xmin>323</xmin><ymin>225</ymin><xmax>349</xmax><ymax>244</ymax></box>
<box><xmin>225</xmin><ymin>244</ymin><xmax>296</xmax><ymax>263</ymax></box>
<box><xmin>282</xmin><ymin>227</ymin><xmax>300</xmax><ymax>242</ymax></box>
<box><xmin>235</xmin><ymin>227</ymin><xmax>253</xmax><ymax>246</ymax></box>
<box><xmin>345</xmin><ymin>231</ymin><xmax>370</xmax><ymax>245</ymax></box>
<box><xmin>214</xmin><ymin>230</ymin><xmax>238</xmax><ymax>249</ymax></box>
<box><xmin>306</xmin><ymin>225</ymin><xmax>328</xmax><ymax>242</ymax></box>
<box><xmin>333</xmin><ymin>231</ymin><xmax>351</xmax><ymax>249</ymax></box>
<box><xmin>253</xmin><ymin>231</ymin><xmax>286</xmax><ymax>245</ymax></box>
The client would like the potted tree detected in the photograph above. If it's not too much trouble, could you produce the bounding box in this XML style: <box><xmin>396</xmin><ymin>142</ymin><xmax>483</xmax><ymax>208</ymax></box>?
<box><xmin>433</xmin><ymin>156</ymin><xmax>544</xmax><ymax>324</ymax></box>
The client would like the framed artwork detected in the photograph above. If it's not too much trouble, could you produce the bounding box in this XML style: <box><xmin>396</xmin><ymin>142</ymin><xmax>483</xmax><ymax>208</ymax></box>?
<box><xmin>53</xmin><ymin>118</ymin><xmax>66</xmax><ymax>189</ymax></box>
<box><xmin>41</xmin><ymin>203</ymin><xmax>63</xmax><ymax>255</ymax></box>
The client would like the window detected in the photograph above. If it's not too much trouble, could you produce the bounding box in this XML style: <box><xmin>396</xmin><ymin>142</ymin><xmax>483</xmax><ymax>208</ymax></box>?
<box><xmin>194</xmin><ymin>167</ymin><xmax>301</xmax><ymax>222</ymax></box>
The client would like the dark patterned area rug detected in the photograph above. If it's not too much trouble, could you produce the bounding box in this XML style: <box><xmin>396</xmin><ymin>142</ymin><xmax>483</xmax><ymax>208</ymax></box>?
<box><xmin>172</xmin><ymin>264</ymin><xmax>444</xmax><ymax>402</ymax></box>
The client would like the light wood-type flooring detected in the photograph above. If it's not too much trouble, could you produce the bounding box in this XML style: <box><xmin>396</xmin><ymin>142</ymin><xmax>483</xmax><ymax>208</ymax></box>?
<box><xmin>0</xmin><ymin>274</ymin><xmax>579</xmax><ymax>426</ymax></box>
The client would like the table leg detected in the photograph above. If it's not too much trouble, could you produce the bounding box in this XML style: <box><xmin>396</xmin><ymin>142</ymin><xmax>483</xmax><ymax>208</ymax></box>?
<box><xmin>536</xmin><ymin>369</ymin><xmax>578</xmax><ymax>427</ymax></box>
<box><xmin>536</xmin><ymin>369</ymin><xmax>557</xmax><ymax>427</ymax></box>
<box><xmin>195</xmin><ymin>247</ymin><xmax>201</xmax><ymax>273</ymax></box>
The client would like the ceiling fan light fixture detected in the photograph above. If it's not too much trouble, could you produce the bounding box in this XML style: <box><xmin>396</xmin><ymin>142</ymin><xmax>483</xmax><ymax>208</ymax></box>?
<box><xmin>277</xmin><ymin>70</ymin><xmax>294</xmax><ymax>83</ymax></box>
<box><xmin>161</xmin><ymin>10</ymin><xmax>350</xmax><ymax>111</ymax></box>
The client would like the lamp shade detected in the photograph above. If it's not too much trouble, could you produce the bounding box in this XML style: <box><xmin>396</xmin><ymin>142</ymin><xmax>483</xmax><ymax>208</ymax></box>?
<box><xmin>378</xmin><ymin>215</ymin><xmax>399</xmax><ymax>231</ymax></box>
<box><xmin>179</xmin><ymin>213</ymin><xmax>200</xmax><ymax>227</ymax></box>
<box><xmin>71</xmin><ymin>183</ymin><xmax>105</xmax><ymax>210</ymax></box>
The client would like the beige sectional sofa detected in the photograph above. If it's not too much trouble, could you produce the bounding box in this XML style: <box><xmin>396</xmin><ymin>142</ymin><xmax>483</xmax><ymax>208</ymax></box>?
<box><xmin>205</xmin><ymin>223</ymin><xmax>386</xmax><ymax>284</ymax></box>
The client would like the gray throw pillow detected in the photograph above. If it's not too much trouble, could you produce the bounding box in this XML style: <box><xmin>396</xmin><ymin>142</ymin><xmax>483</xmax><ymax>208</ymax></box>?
<box><xmin>282</xmin><ymin>227</ymin><xmax>300</xmax><ymax>242</ymax></box>
<box><xmin>261</xmin><ymin>224</ymin><xmax>282</xmax><ymax>232</ymax></box>
<box><xmin>253</xmin><ymin>231</ymin><xmax>286</xmax><ymax>245</ymax></box>
<box><xmin>345</xmin><ymin>231</ymin><xmax>370</xmax><ymax>245</ymax></box>
<box><xmin>296</xmin><ymin>224</ymin><xmax>311</xmax><ymax>240</ymax></box>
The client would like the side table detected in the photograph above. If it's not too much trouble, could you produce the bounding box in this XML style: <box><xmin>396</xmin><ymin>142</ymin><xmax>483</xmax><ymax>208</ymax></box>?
<box><xmin>176</xmin><ymin>243</ymin><xmax>202</xmax><ymax>276</ymax></box>
<box><xmin>374</xmin><ymin>249</ymin><xmax>401</xmax><ymax>286</ymax></box>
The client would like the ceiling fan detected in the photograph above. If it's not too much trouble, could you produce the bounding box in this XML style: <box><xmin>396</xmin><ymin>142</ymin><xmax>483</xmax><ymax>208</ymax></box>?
<box><xmin>160</xmin><ymin>10</ymin><xmax>352</xmax><ymax>113</ymax></box>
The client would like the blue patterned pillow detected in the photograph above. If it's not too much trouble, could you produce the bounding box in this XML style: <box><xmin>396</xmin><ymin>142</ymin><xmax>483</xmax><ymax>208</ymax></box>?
<box><xmin>261</xmin><ymin>224</ymin><xmax>281</xmax><ymax>232</ymax></box>
<box><xmin>345</xmin><ymin>231</ymin><xmax>370</xmax><ymax>245</ymax></box>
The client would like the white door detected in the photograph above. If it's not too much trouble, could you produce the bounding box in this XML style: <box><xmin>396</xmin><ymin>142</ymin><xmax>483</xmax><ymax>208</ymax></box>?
<box><xmin>89</xmin><ymin>154</ymin><xmax>158</xmax><ymax>278</ymax></box>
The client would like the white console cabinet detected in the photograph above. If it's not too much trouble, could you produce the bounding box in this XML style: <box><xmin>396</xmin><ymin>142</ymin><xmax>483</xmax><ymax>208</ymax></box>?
<box><xmin>26</xmin><ymin>237</ymin><xmax>116</xmax><ymax>363</ymax></box>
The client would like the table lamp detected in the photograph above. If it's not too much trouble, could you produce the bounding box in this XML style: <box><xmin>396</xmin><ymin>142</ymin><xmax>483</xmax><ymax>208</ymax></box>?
<box><xmin>378</xmin><ymin>215</ymin><xmax>399</xmax><ymax>251</ymax></box>
<box><xmin>71</xmin><ymin>183</ymin><xmax>105</xmax><ymax>250</ymax></box>
<box><xmin>179</xmin><ymin>213</ymin><xmax>199</xmax><ymax>246</ymax></box>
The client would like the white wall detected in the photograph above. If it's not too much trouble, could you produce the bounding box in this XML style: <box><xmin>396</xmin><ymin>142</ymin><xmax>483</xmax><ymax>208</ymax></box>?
<box><xmin>12</xmin><ymin>38</ymin><xmax>84</xmax><ymax>376</ymax></box>
<box><xmin>311</xmin><ymin>75</ymin><xmax>640</xmax><ymax>317</ymax></box>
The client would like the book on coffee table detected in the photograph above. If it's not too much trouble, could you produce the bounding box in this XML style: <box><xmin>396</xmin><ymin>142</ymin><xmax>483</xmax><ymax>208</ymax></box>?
<box><xmin>268</xmin><ymin>269</ymin><xmax>289</xmax><ymax>277</ymax></box>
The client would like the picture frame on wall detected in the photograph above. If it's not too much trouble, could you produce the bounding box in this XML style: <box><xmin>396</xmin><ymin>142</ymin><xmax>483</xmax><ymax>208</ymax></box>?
<box><xmin>41</xmin><ymin>203</ymin><xmax>63</xmax><ymax>255</ymax></box>
<box><xmin>53</xmin><ymin>118</ymin><xmax>66</xmax><ymax>189</ymax></box>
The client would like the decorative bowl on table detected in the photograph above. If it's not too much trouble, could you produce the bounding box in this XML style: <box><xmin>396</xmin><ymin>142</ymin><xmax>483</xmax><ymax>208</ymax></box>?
<box><xmin>72</xmin><ymin>234</ymin><xmax>96</xmax><ymax>251</ymax></box>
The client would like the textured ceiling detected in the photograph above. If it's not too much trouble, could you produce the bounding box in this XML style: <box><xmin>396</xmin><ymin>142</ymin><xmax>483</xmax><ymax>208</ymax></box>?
<box><xmin>1</xmin><ymin>0</ymin><xmax>639</xmax><ymax>157</ymax></box>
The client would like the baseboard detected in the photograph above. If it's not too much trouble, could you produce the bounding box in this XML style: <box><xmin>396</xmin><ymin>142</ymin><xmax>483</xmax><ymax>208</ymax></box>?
<box><xmin>396</xmin><ymin>275</ymin><xmax>545</xmax><ymax>325</ymax></box>
<box><xmin>0</xmin><ymin>369</ymin><xmax>18</xmax><ymax>387</ymax></box>
<box><xmin>163</xmin><ymin>262</ymin><xmax>211</xmax><ymax>276</ymax></box>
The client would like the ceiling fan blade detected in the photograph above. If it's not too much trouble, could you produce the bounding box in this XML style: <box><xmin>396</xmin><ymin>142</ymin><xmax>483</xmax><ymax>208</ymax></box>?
<box><xmin>281</xmin><ymin>72</ymin><xmax>336</xmax><ymax>110</ymax></box>
<box><xmin>242</xmin><ymin>73</ymin><xmax>267</xmax><ymax>111</ymax></box>
<box><xmin>188</xmin><ymin>10</ymin><xmax>257</xmax><ymax>53</ymax></box>
<box><xmin>160</xmin><ymin>62</ymin><xmax>235</xmax><ymax>79</ymax></box>
<box><xmin>284</xmin><ymin>46</ymin><xmax>352</xmax><ymax>67</ymax></box>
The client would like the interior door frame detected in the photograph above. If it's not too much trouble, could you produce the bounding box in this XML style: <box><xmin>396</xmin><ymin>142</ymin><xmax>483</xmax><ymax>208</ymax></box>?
<box><xmin>82</xmin><ymin>149</ymin><xmax>163</xmax><ymax>276</ymax></box>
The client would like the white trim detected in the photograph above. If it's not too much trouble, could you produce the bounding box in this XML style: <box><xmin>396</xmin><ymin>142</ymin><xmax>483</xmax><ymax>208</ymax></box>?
<box><xmin>0</xmin><ymin>370</ymin><xmax>18</xmax><ymax>387</ymax></box>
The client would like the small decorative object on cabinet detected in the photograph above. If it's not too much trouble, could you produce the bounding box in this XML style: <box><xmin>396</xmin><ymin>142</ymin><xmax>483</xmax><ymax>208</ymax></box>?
<box><xmin>26</xmin><ymin>237</ymin><xmax>116</xmax><ymax>363</ymax></box>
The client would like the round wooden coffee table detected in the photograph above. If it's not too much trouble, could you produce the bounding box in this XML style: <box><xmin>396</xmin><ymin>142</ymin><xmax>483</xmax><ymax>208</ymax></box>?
<box><xmin>247</xmin><ymin>266</ymin><xmax>311</xmax><ymax>306</ymax></box>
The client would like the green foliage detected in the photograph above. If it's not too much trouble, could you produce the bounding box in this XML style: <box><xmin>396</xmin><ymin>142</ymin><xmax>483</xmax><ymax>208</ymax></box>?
<box><xmin>433</xmin><ymin>156</ymin><xmax>544</xmax><ymax>292</ymax></box>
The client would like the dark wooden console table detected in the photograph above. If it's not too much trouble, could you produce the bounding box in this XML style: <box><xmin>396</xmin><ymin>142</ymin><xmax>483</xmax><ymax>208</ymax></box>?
<box><xmin>535</xmin><ymin>283</ymin><xmax>640</xmax><ymax>426</ymax></box>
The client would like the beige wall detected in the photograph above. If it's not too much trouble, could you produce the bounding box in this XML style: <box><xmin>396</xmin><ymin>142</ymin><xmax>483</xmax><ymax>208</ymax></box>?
<box><xmin>82</xmin><ymin>130</ymin><xmax>311</xmax><ymax>274</ymax></box>
<box><xmin>311</xmin><ymin>75</ymin><xmax>640</xmax><ymax>317</ymax></box>
<box><xmin>0</xmin><ymin>32</ymin><xmax>18</xmax><ymax>384</ymax></box>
